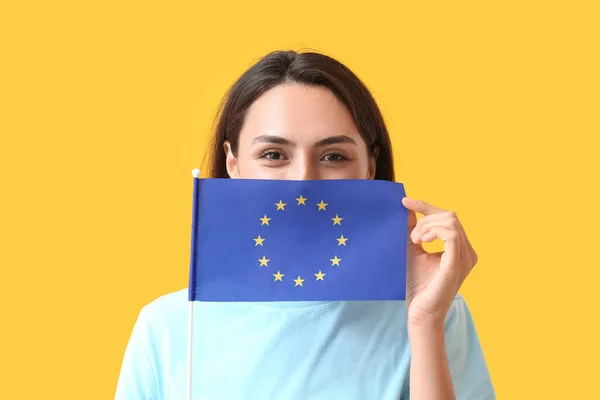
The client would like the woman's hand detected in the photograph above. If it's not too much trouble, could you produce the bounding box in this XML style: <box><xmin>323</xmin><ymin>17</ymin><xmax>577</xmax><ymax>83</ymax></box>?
<box><xmin>401</xmin><ymin>197</ymin><xmax>479</xmax><ymax>329</ymax></box>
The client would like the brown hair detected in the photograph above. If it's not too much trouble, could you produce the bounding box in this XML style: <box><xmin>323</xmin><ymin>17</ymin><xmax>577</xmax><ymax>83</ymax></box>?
<box><xmin>204</xmin><ymin>50</ymin><xmax>395</xmax><ymax>181</ymax></box>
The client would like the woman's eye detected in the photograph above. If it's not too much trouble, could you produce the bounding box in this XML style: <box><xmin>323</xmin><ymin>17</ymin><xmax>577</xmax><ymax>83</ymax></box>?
<box><xmin>323</xmin><ymin>153</ymin><xmax>347</xmax><ymax>162</ymax></box>
<box><xmin>260</xmin><ymin>150</ymin><xmax>284</xmax><ymax>161</ymax></box>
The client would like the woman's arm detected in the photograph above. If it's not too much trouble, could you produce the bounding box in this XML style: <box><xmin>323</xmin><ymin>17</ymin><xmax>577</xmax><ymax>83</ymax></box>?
<box><xmin>406</xmin><ymin>296</ymin><xmax>496</xmax><ymax>400</ymax></box>
<box><xmin>408</xmin><ymin>322</ymin><xmax>455</xmax><ymax>400</ymax></box>
<box><xmin>115</xmin><ymin>306</ymin><xmax>160</xmax><ymax>400</ymax></box>
<box><xmin>401</xmin><ymin>197</ymin><xmax>483</xmax><ymax>399</ymax></box>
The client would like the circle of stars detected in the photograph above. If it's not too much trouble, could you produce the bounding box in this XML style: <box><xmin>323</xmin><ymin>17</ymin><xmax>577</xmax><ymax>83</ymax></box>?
<box><xmin>252</xmin><ymin>194</ymin><xmax>347</xmax><ymax>287</ymax></box>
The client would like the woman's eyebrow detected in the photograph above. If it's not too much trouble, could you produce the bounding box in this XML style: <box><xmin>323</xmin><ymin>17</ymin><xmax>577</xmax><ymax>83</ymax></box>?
<box><xmin>315</xmin><ymin>135</ymin><xmax>357</xmax><ymax>146</ymax></box>
<box><xmin>251</xmin><ymin>134</ymin><xmax>357</xmax><ymax>147</ymax></box>
<box><xmin>251</xmin><ymin>135</ymin><xmax>296</xmax><ymax>146</ymax></box>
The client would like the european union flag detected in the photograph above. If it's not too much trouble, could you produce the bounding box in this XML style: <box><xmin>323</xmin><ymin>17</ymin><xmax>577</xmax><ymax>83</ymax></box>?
<box><xmin>188</xmin><ymin>176</ymin><xmax>408</xmax><ymax>302</ymax></box>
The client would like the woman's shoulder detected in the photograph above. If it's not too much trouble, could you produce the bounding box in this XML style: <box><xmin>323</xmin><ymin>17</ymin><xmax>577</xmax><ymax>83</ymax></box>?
<box><xmin>141</xmin><ymin>288</ymin><xmax>188</xmax><ymax>314</ymax></box>
<box><xmin>134</xmin><ymin>288</ymin><xmax>189</xmax><ymax>335</ymax></box>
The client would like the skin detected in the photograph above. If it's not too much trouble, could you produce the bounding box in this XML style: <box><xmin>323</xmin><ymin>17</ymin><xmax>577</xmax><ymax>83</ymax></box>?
<box><xmin>225</xmin><ymin>83</ymin><xmax>478</xmax><ymax>400</ymax></box>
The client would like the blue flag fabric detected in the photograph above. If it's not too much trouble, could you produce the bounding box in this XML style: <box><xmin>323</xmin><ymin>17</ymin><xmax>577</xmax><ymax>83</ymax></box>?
<box><xmin>188</xmin><ymin>178</ymin><xmax>408</xmax><ymax>302</ymax></box>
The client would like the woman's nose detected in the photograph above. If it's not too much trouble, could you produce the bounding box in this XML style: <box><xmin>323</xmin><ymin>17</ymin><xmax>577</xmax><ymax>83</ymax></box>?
<box><xmin>288</xmin><ymin>159</ymin><xmax>319</xmax><ymax>181</ymax></box>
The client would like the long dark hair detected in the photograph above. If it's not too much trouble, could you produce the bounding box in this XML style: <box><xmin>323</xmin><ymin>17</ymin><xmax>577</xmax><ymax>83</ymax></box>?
<box><xmin>204</xmin><ymin>50</ymin><xmax>395</xmax><ymax>181</ymax></box>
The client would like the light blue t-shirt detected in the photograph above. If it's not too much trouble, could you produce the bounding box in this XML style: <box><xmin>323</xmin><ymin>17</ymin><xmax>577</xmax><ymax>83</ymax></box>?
<box><xmin>115</xmin><ymin>289</ymin><xmax>495</xmax><ymax>399</ymax></box>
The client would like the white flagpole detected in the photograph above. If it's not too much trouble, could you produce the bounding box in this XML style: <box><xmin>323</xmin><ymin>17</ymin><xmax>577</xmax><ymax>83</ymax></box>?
<box><xmin>187</xmin><ymin>168</ymin><xmax>202</xmax><ymax>400</ymax></box>
<box><xmin>187</xmin><ymin>300</ymin><xmax>194</xmax><ymax>400</ymax></box>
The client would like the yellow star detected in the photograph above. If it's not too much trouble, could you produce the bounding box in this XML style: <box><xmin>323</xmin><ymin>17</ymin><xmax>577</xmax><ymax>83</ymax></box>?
<box><xmin>336</xmin><ymin>235</ymin><xmax>348</xmax><ymax>246</ymax></box>
<box><xmin>314</xmin><ymin>270</ymin><xmax>326</xmax><ymax>281</ymax></box>
<box><xmin>259</xmin><ymin>215</ymin><xmax>271</xmax><ymax>225</ymax></box>
<box><xmin>275</xmin><ymin>200</ymin><xmax>286</xmax><ymax>211</ymax></box>
<box><xmin>330</xmin><ymin>255</ymin><xmax>342</xmax><ymax>266</ymax></box>
<box><xmin>317</xmin><ymin>200</ymin><xmax>328</xmax><ymax>211</ymax></box>
<box><xmin>254</xmin><ymin>235</ymin><xmax>265</xmax><ymax>246</ymax></box>
<box><xmin>273</xmin><ymin>271</ymin><xmax>284</xmax><ymax>281</ymax></box>
<box><xmin>331</xmin><ymin>214</ymin><xmax>343</xmax><ymax>225</ymax></box>
<box><xmin>296</xmin><ymin>195</ymin><xmax>307</xmax><ymax>205</ymax></box>
<box><xmin>258</xmin><ymin>256</ymin><xmax>270</xmax><ymax>267</ymax></box>
<box><xmin>293</xmin><ymin>276</ymin><xmax>305</xmax><ymax>287</ymax></box>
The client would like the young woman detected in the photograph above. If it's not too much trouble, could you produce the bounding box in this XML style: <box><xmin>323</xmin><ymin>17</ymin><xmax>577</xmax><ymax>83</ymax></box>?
<box><xmin>115</xmin><ymin>50</ymin><xmax>495</xmax><ymax>399</ymax></box>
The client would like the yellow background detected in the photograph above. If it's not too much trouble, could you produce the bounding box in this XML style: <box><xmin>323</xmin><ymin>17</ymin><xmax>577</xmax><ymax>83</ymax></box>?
<box><xmin>1</xmin><ymin>1</ymin><xmax>598</xmax><ymax>398</ymax></box>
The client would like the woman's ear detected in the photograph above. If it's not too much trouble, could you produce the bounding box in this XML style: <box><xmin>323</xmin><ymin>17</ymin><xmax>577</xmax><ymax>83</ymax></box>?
<box><xmin>368</xmin><ymin>146</ymin><xmax>379</xmax><ymax>180</ymax></box>
<box><xmin>224</xmin><ymin>140</ymin><xmax>240</xmax><ymax>179</ymax></box>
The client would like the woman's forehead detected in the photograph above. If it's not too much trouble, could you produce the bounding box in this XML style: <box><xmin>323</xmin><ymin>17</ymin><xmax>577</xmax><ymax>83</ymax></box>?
<box><xmin>240</xmin><ymin>83</ymin><xmax>361</xmax><ymax>145</ymax></box>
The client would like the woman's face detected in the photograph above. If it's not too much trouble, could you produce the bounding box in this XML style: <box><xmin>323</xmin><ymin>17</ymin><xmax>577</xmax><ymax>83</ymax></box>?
<box><xmin>224</xmin><ymin>83</ymin><xmax>377</xmax><ymax>180</ymax></box>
